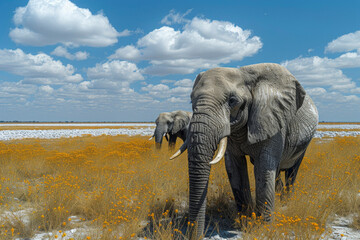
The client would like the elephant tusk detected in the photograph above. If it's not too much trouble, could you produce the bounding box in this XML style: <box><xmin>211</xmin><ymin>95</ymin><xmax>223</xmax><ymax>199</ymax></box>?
<box><xmin>165</xmin><ymin>133</ymin><xmax>169</xmax><ymax>142</ymax></box>
<box><xmin>148</xmin><ymin>135</ymin><xmax>154</xmax><ymax>140</ymax></box>
<box><xmin>169</xmin><ymin>149</ymin><xmax>182</xmax><ymax>160</ymax></box>
<box><xmin>169</xmin><ymin>141</ymin><xmax>188</xmax><ymax>160</ymax></box>
<box><xmin>209</xmin><ymin>137</ymin><xmax>227</xmax><ymax>165</ymax></box>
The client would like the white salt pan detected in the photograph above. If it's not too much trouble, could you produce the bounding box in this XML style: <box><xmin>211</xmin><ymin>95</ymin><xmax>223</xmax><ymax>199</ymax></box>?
<box><xmin>1</xmin><ymin>124</ymin><xmax>360</xmax><ymax>141</ymax></box>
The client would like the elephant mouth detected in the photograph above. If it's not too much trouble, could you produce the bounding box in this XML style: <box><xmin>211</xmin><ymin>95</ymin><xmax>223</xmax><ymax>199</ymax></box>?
<box><xmin>230</xmin><ymin>110</ymin><xmax>244</xmax><ymax>127</ymax></box>
<box><xmin>230</xmin><ymin>118</ymin><xmax>240</xmax><ymax>125</ymax></box>
<box><xmin>230</xmin><ymin>117</ymin><xmax>244</xmax><ymax>127</ymax></box>
<box><xmin>230</xmin><ymin>107</ymin><xmax>243</xmax><ymax>126</ymax></box>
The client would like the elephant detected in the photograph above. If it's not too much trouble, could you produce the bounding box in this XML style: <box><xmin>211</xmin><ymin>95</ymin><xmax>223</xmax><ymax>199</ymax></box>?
<box><xmin>150</xmin><ymin>110</ymin><xmax>192</xmax><ymax>149</ymax></box>
<box><xmin>170</xmin><ymin>63</ymin><xmax>318</xmax><ymax>238</ymax></box>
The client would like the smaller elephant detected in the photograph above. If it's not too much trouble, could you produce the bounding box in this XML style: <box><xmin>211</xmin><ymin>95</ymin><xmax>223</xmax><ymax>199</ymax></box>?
<box><xmin>150</xmin><ymin>110</ymin><xmax>192</xmax><ymax>149</ymax></box>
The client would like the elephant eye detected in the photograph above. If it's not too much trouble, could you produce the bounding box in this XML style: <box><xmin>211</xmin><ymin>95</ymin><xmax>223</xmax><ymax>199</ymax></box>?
<box><xmin>228</xmin><ymin>96</ymin><xmax>238</xmax><ymax>107</ymax></box>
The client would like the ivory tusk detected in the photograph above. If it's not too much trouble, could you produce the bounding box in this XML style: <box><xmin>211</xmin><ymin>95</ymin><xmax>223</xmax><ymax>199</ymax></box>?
<box><xmin>148</xmin><ymin>135</ymin><xmax>154</xmax><ymax>140</ymax></box>
<box><xmin>209</xmin><ymin>137</ymin><xmax>227</xmax><ymax>165</ymax></box>
<box><xmin>169</xmin><ymin>141</ymin><xmax>188</xmax><ymax>160</ymax></box>
<box><xmin>169</xmin><ymin>149</ymin><xmax>182</xmax><ymax>160</ymax></box>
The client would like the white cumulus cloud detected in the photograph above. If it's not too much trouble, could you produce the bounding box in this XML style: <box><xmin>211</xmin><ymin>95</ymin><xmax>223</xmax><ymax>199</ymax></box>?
<box><xmin>325</xmin><ymin>30</ymin><xmax>360</xmax><ymax>53</ymax></box>
<box><xmin>174</xmin><ymin>78</ymin><xmax>193</xmax><ymax>87</ymax></box>
<box><xmin>39</xmin><ymin>85</ymin><xmax>54</xmax><ymax>94</ymax></box>
<box><xmin>86</xmin><ymin>60</ymin><xmax>144</xmax><ymax>92</ymax></box>
<box><xmin>110</xmin><ymin>14</ymin><xmax>262</xmax><ymax>75</ymax></box>
<box><xmin>0</xmin><ymin>48</ymin><xmax>83</xmax><ymax>85</ymax></box>
<box><xmin>10</xmin><ymin>0</ymin><xmax>125</xmax><ymax>47</ymax></box>
<box><xmin>282</xmin><ymin>54</ymin><xmax>360</xmax><ymax>92</ymax></box>
<box><xmin>0</xmin><ymin>82</ymin><xmax>37</xmax><ymax>98</ymax></box>
<box><xmin>306</xmin><ymin>87</ymin><xmax>327</xmax><ymax>96</ymax></box>
<box><xmin>141</xmin><ymin>78</ymin><xmax>193</xmax><ymax>102</ymax></box>
<box><xmin>161</xmin><ymin>9</ymin><xmax>192</xmax><ymax>25</ymax></box>
<box><xmin>51</xmin><ymin>46</ymin><xmax>89</xmax><ymax>60</ymax></box>
<box><xmin>282</xmin><ymin>30</ymin><xmax>360</xmax><ymax>108</ymax></box>
<box><xmin>87</xmin><ymin>60</ymin><xmax>144</xmax><ymax>82</ymax></box>
<box><xmin>142</xmin><ymin>83</ymin><xmax>170</xmax><ymax>92</ymax></box>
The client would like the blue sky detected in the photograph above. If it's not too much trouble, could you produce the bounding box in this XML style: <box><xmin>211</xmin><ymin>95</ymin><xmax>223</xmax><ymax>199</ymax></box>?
<box><xmin>0</xmin><ymin>0</ymin><xmax>359</xmax><ymax>122</ymax></box>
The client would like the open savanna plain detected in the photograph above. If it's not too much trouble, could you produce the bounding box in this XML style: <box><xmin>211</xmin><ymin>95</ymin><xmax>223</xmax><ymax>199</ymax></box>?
<box><xmin>0</xmin><ymin>123</ymin><xmax>360</xmax><ymax>239</ymax></box>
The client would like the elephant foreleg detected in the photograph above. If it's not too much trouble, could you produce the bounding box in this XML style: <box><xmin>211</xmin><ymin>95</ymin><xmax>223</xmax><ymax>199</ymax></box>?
<box><xmin>225</xmin><ymin>152</ymin><xmax>252</xmax><ymax>216</ymax></box>
<box><xmin>254</xmin><ymin>153</ymin><xmax>279</xmax><ymax>221</ymax></box>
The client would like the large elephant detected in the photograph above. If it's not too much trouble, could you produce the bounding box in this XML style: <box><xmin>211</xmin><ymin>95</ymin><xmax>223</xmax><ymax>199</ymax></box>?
<box><xmin>150</xmin><ymin>110</ymin><xmax>192</xmax><ymax>149</ymax></box>
<box><xmin>171</xmin><ymin>63</ymin><xmax>318</xmax><ymax>238</ymax></box>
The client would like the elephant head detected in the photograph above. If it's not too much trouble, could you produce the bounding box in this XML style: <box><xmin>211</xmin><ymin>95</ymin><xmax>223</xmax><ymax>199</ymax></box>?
<box><xmin>171</xmin><ymin>63</ymin><xmax>311</xmax><ymax>238</ymax></box>
<box><xmin>150</xmin><ymin>110</ymin><xmax>192</xmax><ymax>149</ymax></box>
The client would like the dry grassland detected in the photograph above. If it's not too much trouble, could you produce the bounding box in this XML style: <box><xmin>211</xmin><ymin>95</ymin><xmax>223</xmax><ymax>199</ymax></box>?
<box><xmin>316</xmin><ymin>129</ymin><xmax>360</xmax><ymax>132</ymax></box>
<box><xmin>0</xmin><ymin>134</ymin><xmax>359</xmax><ymax>239</ymax></box>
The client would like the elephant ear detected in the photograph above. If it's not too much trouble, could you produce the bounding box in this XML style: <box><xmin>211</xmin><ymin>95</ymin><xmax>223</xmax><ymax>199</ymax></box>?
<box><xmin>245</xmin><ymin>64</ymin><xmax>306</xmax><ymax>144</ymax></box>
<box><xmin>192</xmin><ymin>72</ymin><xmax>204</xmax><ymax>90</ymax></box>
<box><xmin>171</xmin><ymin>112</ymin><xmax>191</xmax><ymax>135</ymax></box>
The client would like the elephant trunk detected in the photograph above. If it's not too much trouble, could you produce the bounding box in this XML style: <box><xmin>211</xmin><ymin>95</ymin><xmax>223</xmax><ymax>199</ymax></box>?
<box><xmin>154</xmin><ymin>127</ymin><xmax>167</xmax><ymax>148</ymax></box>
<box><xmin>187</xmin><ymin>112</ymin><xmax>224</xmax><ymax>238</ymax></box>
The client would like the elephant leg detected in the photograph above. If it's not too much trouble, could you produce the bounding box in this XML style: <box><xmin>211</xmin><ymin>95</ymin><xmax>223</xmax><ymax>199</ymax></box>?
<box><xmin>285</xmin><ymin>151</ymin><xmax>305</xmax><ymax>193</ymax></box>
<box><xmin>254</xmin><ymin>153</ymin><xmax>279</xmax><ymax>221</ymax></box>
<box><xmin>275</xmin><ymin>170</ymin><xmax>284</xmax><ymax>193</ymax></box>
<box><xmin>225</xmin><ymin>151</ymin><xmax>252</xmax><ymax>216</ymax></box>
<box><xmin>168</xmin><ymin>134</ymin><xmax>177</xmax><ymax>149</ymax></box>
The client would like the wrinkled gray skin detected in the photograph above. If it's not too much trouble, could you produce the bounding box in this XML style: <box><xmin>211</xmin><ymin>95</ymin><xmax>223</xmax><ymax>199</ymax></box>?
<box><xmin>185</xmin><ymin>63</ymin><xmax>318</xmax><ymax>238</ymax></box>
<box><xmin>152</xmin><ymin>110</ymin><xmax>192</xmax><ymax>149</ymax></box>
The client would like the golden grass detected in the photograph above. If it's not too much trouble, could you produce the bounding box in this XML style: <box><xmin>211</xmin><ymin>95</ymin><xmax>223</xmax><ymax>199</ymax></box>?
<box><xmin>238</xmin><ymin>136</ymin><xmax>360</xmax><ymax>239</ymax></box>
<box><xmin>0</xmin><ymin>134</ymin><xmax>359</xmax><ymax>239</ymax></box>
<box><xmin>316</xmin><ymin>129</ymin><xmax>360</xmax><ymax>132</ymax></box>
